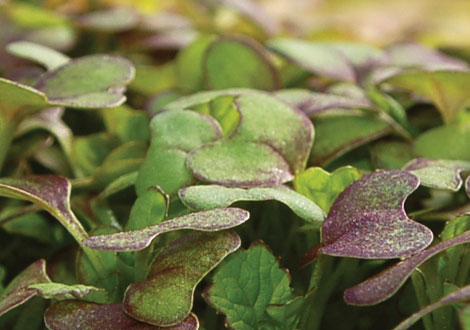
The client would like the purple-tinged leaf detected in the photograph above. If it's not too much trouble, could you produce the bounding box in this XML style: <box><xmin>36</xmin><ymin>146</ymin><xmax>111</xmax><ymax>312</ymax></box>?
<box><xmin>467</xmin><ymin>176</ymin><xmax>470</xmax><ymax>200</ymax></box>
<box><xmin>82</xmin><ymin>208</ymin><xmax>249</xmax><ymax>251</ymax></box>
<box><xmin>124</xmin><ymin>231</ymin><xmax>240</xmax><ymax>326</ymax></box>
<box><xmin>44</xmin><ymin>301</ymin><xmax>199</xmax><ymax>330</ymax></box>
<box><xmin>274</xmin><ymin>89</ymin><xmax>373</xmax><ymax>116</ymax></box>
<box><xmin>179</xmin><ymin>185</ymin><xmax>325</xmax><ymax>224</ymax></box>
<box><xmin>344</xmin><ymin>231</ymin><xmax>470</xmax><ymax>306</ymax></box>
<box><xmin>403</xmin><ymin>158</ymin><xmax>470</xmax><ymax>191</ymax></box>
<box><xmin>7</xmin><ymin>40</ymin><xmax>70</xmax><ymax>71</ymax></box>
<box><xmin>0</xmin><ymin>175</ymin><xmax>88</xmax><ymax>242</ymax></box>
<box><xmin>319</xmin><ymin>170</ymin><xmax>433</xmax><ymax>258</ymax></box>
<box><xmin>222</xmin><ymin>0</ymin><xmax>280</xmax><ymax>35</ymax></box>
<box><xmin>393</xmin><ymin>285</ymin><xmax>470</xmax><ymax>330</ymax></box>
<box><xmin>0</xmin><ymin>260</ymin><xmax>49</xmax><ymax>316</ymax></box>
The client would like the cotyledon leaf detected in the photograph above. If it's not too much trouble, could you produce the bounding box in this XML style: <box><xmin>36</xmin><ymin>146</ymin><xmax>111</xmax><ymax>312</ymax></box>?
<box><xmin>82</xmin><ymin>208</ymin><xmax>249</xmax><ymax>251</ymax></box>
<box><xmin>392</xmin><ymin>285</ymin><xmax>470</xmax><ymax>330</ymax></box>
<box><xmin>403</xmin><ymin>158</ymin><xmax>470</xmax><ymax>191</ymax></box>
<box><xmin>203</xmin><ymin>242</ymin><xmax>294</xmax><ymax>330</ymax></box>
<box><xmin>178</xmin><ymin>185</ymin><xmax>325</xmax><ymax>225</ymax></box>
<box><xmin>35</xmin><ymin>54</ymin><xmax>135</xmax><ymax>108</ymax></box>
<box><xmin>6</xmin><ymin>40</ymin><xmax>70</xmax><ymax>71</ymax></box>
<box><xmin>319</xmin><ymin>170</ymin><xmax>433</xmax><ymax>259</ymax></box>
<box><xmin>123</xmin><ymin>231</ymin><xmax>241</xmax><ymax>326</ymax></box>
<box><xmin>0</xmin><ymin>78</ymin><xmax>48</xmax><ymax>116</ymax></box>
<box><xmin>344</xmin><ymin>231</ymin><xmax>470</xmax><ymax>306</ymax></box>
<box><xmin>0</xmin><ymin>260</ymin><xmax>100</xmax><ymax>316</ymax></box>
<box><xmin>44</xmin><ymin>301</ymin><xmax>199</xmax><ymax>330</ymax></box>
<box><xmin>0</xmin><ymin>175</ymin><xmax>88</xmax><ymax>242</ymax></box>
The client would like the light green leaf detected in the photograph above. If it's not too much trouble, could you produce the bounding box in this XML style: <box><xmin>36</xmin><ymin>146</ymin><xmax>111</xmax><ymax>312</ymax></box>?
<box><xmin>7</xmin><ymin>41</ymin><xmax>70</xmax><ymax>71</ymax></box>
<box><xmin>28</xmin><ymin>283</ymin><xmax>101</xmax><ymax>300</ymax></box>
<box><xmin>126</xmin><ymin>186</ymin><xmax>169</xmax><ymax>231</ymax></box>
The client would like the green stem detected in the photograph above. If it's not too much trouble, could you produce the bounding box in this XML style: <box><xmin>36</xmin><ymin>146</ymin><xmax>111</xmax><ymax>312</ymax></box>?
<box><xmin>0</xmin><ymin>113</ymin><xmax>18</xmax><ymax>173</ymax></box>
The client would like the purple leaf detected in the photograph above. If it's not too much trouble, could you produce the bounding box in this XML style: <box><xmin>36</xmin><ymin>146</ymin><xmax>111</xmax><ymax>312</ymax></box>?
<box><xmin>0</xmin><ymin>260</ymin><xmax>49</xmax><ymax>316</ymax></box>
<box><xmin>0</xmin><ymin>175</ymin><xmax>88</xmax><ymax>242</ymax></box>
<box><xmin>403</xmin><ymin>158</ymin><xmax>470</xmax><ymax>191</ymax></box>
<box><xmin>319</xmin><ymin>170</ymin><xmax>433</xmax><ymax>258</ymax></box>
<box><xmin>393</xmin><ymin>285</ymin><xmax>470</xmax><ymax>330</ymax></box>
<box><xmin>44</xmin><ymin>301</ymin><xmax>199</xmax><ymax>330</ymax></box>
<box><xmin>82</xmin><ymin>208</ymin><xmax>249</xmax><ymax>251</ymax></box>
<box><xmin>124</xmin><ymin>231</ymin><xmax>240</xmax><ymax>326</ymax></box>
<box><xmin>344</xmin><ymin>231</ymin><xmax>470</xmax><ymax>305</ymax></box>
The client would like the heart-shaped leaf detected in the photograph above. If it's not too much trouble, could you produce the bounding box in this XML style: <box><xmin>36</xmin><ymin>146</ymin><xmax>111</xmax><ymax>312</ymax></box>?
<box><xmin>123</xmin><ymin>231</ymin><xmax>241</xmax><ymax>326</ymax></box>
<box><xmin>384</xmin><ymin>71</ymin><xmax>470</xmax><ymax>123</ymax></box>
<box><xmin>275</xmin><ymin>89</ymin><xmax>373</xmax><ymax>116</ymax></box>
<box><xmin>7</xmin><ymin>40</ymin><xmax>70</xmax><ymax>70</ymax></box>
<box><xmin>294</xmin><ymin>166</ymin><xmax>362</xmax><ymax>213</ymax></box>
<box><xmin>82</xmin><ymin>208</ymin><xmax>249</xmax><ymax>251</ymax></box>
<box><xmin>44</xmin><ymin>301</ymin><xmax>199</xmax><ymax>329</ymax></box>
<box><xmin>393</xmin><ymin>285</ymin><xmax>470</xmax><ymax>330</ymax></box>
<box><xmin>319</xmin><ymin>170</ymin><xmax>433</xmax><ymax>258</ymax></box>
<box><xmin>179</xmin><ymin>185</ymin><xmax>325</xmax><ymax>224</ymax></box>
<box><xmin>403</xmin><ymin>158</ymin><xmax>470</xmax><ymax>191</ymax></box>
<box><xmin>344</xmin><ymin>231</ymin><xmax>470</xmax><ymax>305</ymax></box>
<box><xmin>203</xmin><ymin>242</ymin><xmax>294</xmax><ymax>329</ymax></box>
<box><xmin>203</xmin><ymin>36</ymin><xmax>280</xmax><ymax>90</ymax></box>
<box><xmin>36</xmin><ymin>55</ymin><xmax>135</xmax><ymax>108</ymax></box>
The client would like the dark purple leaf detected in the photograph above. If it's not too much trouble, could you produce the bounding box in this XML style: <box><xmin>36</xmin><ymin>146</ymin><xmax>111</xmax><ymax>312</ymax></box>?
<box><xmin>82</xmin><ymin>208</ymin><xmax>249</xmax><ymax>251</ymax></box>
<box><xmin>319</xmin><ymin>170</ymin><xmax>433</xmax><ymax>258</ymax></box>
<box><xmin>345</xmin><ymin>231</ymin><xmax>470</xmax><ymax>306</ymax></box>
<box><xmin>124</xmin><ymin>231</ymin><xmax>240</xmax><ymax>326</ymax></box>
<box><xmin>44</xmin><ymin>301</ymin><xmax>199</xmax><ymax>330</ymax></box>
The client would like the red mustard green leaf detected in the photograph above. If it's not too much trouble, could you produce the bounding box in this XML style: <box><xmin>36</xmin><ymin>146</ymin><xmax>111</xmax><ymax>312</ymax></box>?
<box><xmin>124</xmin><ymin>231</ymin><xmax>241</xmax><ymax>326</ymax></box>
<box><xmin>82</xmin><ymin>208</ymin><xmax>249</xmax><ymax>251</ymax></box>
<box><xmin>6</xmin><ymin>40</ymin><xmax>70</xmax><ymax>71</ymax></box>
<box><xmin>36</xmin><ymin>55</ymin><xmax>135</xmax><ymax>108</ymax></box>
<box><xmin>319</xmin><ymin>170</ymin><xmax>433</xmax><ymax>258</ymax></box>
<box><xmin>44</xmin><ymin>301</ymin><xmax>199</xmax><ymax>330</ymax></box>
<box><xmin>203</xmin><ymin>36</ymin><xmax>280</xmax><ymax>90</ymax></box>
<box><xmin>179</xmin><ymin>185</ymin><xmax>325</xmax><ymax>224</ymax></box>
<box><xmin>393</xmin><ymin>285</ymin><xmax>470</xmax><ymax>330</ymax></box>
<box><xmin>344</xmin><ymin>231</ymin><xmax>470</xmax><ymax>306</ymax></box>
<box><xmin>403</xmin><ymin>158</ymin><xmax>470</xmax><ymax>191</ymax></box>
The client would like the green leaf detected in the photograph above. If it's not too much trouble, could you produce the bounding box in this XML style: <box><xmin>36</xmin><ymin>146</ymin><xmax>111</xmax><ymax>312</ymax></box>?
<box><xmin>6</xmin><ymin>41</ymin><xmax>70</xmax><ymax>71</ymax></box>
<box><xmin>384</xmin><ymin>71</ymin><xmax>470</xmax><ymax>123</ymax></box>
<box><xmin>203</xmin><ymin>243</ymin><xmax>294</xmax><ymax>330</ymax></box>
<box><xmin>0</xmin><ymin>78</ymin><xmax>48</xmax><ymax>116</ymax></box>
<box><xmin>370</xmin><ymin>141</ymin><xmax>413</xmax><ymax>169</ymax></box>
<box><xmin>414</xmin><ymin>122</ymin><xmax>470</xmax><ymax>161</ymax></box>
<box><xmin>403</xmin><ymin>158</ymin><xmax>470</xmax><ymax>191</ymax></box>
<box><xmin>179</xmin><ymin>185</ymin><xmax>325</xmax><ymax>224</ymax></box>
<box><xmin>129</xmin><ymin>63</ymin><xmax>176</xmax><ymax>96</ymax></box>
<box><xmin>28</xmin><ymin>283</ymin><xmax>101</xmax><ymax>300</ymax></box>
<box><xmin>100</xmin><ymin>105</ymin><xmax>150</xmax><ymax>143</ymax></box>
<box><xmin>294</xmin><ymin>166</ymin><xmax>362</xmax><ymax>213</ymax></box>
<box><xmin>124</xmin><ymin>231</ymin><xmax>241</xmax><ymax>326</ymax></box>
<box><xmin>459</xmin><ymin>305</ymin><xmax>470</xmax><ymax>330</ymax></box>
<box><xmin>77</xmin><ymin>7</ymin><xmax>139</xmax><ymax>32</ymax></box>
<box><xmin>126</xmin><ymin>186</ymin><xmax>169</xmax><ymax>231</ymax></box>
<box><xmin>44</xmin><ymin>301</ymin><xmax>199</xmax><ymax>329</ymax></box>
<box><xmin>203</xmin><ymin>36</ymin><xmax>280</xmax><ymax>90</ymax></box>
<box><xmin>310</xmin><ymin>114</ymin><xmax>391</xmax><ymax>166</ymax></box>
<box><xmin>82</xmin><ymin>208</ymin><xmax>249</xmax><ymax>251</ymax></box>
<box><xmin>36</xmin><ymin>55</ymin><xmax>135</xmax><ymax>108</ymax></box>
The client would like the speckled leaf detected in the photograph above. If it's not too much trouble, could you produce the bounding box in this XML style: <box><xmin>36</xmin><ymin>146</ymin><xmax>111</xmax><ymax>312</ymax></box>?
<box><xmin>187</xmin><ymin>140</ymin><xmax>293</xmax><ymax>187</ymax></box>
<box><xmin>0</xmin><ymin>260</ymin><xmax>49</xmax><ymax>316</ymax></box>
<box><xmin>310</xmin><ymin>114</ymin><xmax>391</xmax><ymax>166</ymax></box>
<box><xmin>44</xmin><ymin>301</ymin><xmax>199</xmax><ymax>330</ymax></box>
<box><xmin>319</xmin><ymin>170</ymin><xmax>433</xmax><ymax>258</ymax></box>
<box><xmin>82</xmin><ymin>208</ymin><xmax>249</xmax><ymax>251</ymax></box>
<box><xmin>0</xmin><ymin>175</ymin><xmax>87</xmax><ymax>242</ymax></box>
<box><xmin>274</xmin><ymin>89</ymin><xmax>373</xmax><ymax>116</ymax></box>
<box><xmin>36</xmin><ymin>55</ymin><xmax>135</xmax><ymax>108</ymax></box>
<box><xmin>294</xmin><ymin>166</ymin><xmax>362</xmax><ymax>213</ymax></box>
<box><xmin>28</xmin><ymin>283</ymin><xmax>101</xmax><ymax>300</ymax></box>
<box><xmin>7</xmin><ymin>40</ymin><xmax>70</xmax><ymax>70</ymax></box>
<box><xmin>403</xmin><ymin>158</ymin><xmax>470</xmax><ymax>191</ymax></box>
<box><xmin>393</xmin><ymin>285</ymin><xmax>470</xmax><ymax>330</ymax></box>
<box><xmin>414</xmin><ymin>122</ymin><xmax>470</xmax><ymax>161</ymax></box>
<box><xmin>179</xmin><ymin>185</ymin><xmax>325</xmax><ymax>224</ymax></box>
<box><xmin>124</xmin><ymin>231</ymin><xmax>241</xmax><ymax>326</ymax></box>
<box><xmin>203</xmin><ymin>37</ymin><xmax>280</xmax><ymax>90</ymax></box>
<box><xmin>126</xmin><ymin>187</ymin><xmax>169</xmax><ymax>231</ymax></box>
<box><xmin>203</xmin><ymin>243</ymin><xmax>294</xmax><ymax>330</ymax></box>
<box><xmin>135</xmin><ymin>110</ymin><xmax>222</xmax><ymax>195</ymax></box>
<box><xmin>384</xmin><ymin>71</ymin><xmax>470</xmax><ymax>123</ymax></box>
<box><xmin>344</xmin><ymin>231</ymin><xmax>470</xmax><ymax>305</ymax></box>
